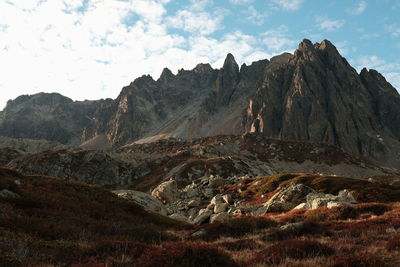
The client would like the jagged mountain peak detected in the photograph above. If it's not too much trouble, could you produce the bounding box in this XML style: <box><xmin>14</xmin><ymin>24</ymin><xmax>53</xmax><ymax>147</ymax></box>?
<box><xmin>298</xmin><ymin>38</ymin><xmax>314</xmax><ymax>51</ymax></box>
<box><xmin>158</xmin><ymin>68</ymin><xmax>174</xmax><ymax>83</ymax></box>
<box><xmin>1</xmin><ymin>39</ymin><xmax>399</xmax><ymax>169</ymax></box>
<box><xmin>193</xmin><ymin>63</ymin><xmax>213</xmax><ymax>73</ymax></box>
<box><xmin>223</xmin><ymin>53</ymin><xmax>239</xmax><ymax>71</ymax></box>
<box><xmin>317</xmin><ymin>39</ymin><xmax>336</xmax><ymax>50</ymax></box>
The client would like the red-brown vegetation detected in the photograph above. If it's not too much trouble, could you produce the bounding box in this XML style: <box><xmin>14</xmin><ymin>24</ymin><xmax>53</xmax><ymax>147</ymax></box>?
<box><xmin>328</xmin><ymin>252</ymin><xmax>385</xmax><ymax>267</ymax></box>
<box><xmin>218</xmin><ymin>238</ymin><xmax>262</xmax><ymax>251</ymax></box>
<box><xmin>135</xmin><ymin>241</ymin><xmax>239</xmax><ymax>267</ymax></box>
<box><xmin>192</xmin><ymin>216</ymin><xmax>277</xmax><ymax>241</ymax></box>
<box><xmin>249</xmin><ymin>239</ymin><xmax>334</xmax><ymax>265</ymax></box>
<box><xmin>386</xmin><ymin>236</ymin><xmax>400</xmax><ymax>251</ymax></box>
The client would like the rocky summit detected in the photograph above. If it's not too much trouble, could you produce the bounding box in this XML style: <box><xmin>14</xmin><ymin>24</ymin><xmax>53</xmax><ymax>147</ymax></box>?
<box><xmin>0</xmin><ymin>40</ymin><xmax>399</xmax><ymax>169</ymax></box>
<box><xmin>1</xmin><ymin>39</ymin><xmax>400</xmax><ymax>266</ymax></box>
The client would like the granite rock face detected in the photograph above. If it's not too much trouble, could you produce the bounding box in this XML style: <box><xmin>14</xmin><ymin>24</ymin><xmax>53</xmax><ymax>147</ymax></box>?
<box><xmin>245</xmin><ymin>39</ymin><xmax>400</xmax><ymax>168</ymax></box>
<box><xmin>0</xmin><ymin>40</ymin><xmax>399</xmax><ymax>168</ymax></box>
<box><xmin>0</xmin><ymin>93</ymin><xmax>110</xmax><ymax>145</ymax></box>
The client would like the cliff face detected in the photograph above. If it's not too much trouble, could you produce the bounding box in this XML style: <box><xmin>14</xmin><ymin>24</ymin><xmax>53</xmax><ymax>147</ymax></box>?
<box><xmin>82</xmin><ymin>55</ymin><xmax>272</xmax><ymax>146</ymax></box>
<box><xmin>0</xmin><ymin>93</ymin><xmax>110</xmax><ymax>145</ymax></box>
<box><xmin>1</xmin><ymin>39</ymin><xmax>399</xmax><ymax>168</ymax></box>
<box><xmin>245</xmin><ymin>40</ymin><xmax>400</xmax><ymax>167</ymax></box>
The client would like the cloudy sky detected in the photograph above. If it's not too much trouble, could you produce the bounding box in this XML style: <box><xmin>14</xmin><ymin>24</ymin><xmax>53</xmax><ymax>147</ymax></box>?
<box><xmin>0</xmin><ymin>0</ymin><xmax>399</xmax><ymax>109</ymax></box>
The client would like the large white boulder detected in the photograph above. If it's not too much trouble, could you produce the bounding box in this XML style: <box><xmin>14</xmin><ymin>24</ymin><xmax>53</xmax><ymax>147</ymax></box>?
<box><xmin>151</xmin><ymin>179</ymin><xmax>180</xmax><ymax>203</ymax></box>
<box><xmin>112</xmin><ymin>190</ymin><xmax>168</xmax><ymax>216</ymax></box>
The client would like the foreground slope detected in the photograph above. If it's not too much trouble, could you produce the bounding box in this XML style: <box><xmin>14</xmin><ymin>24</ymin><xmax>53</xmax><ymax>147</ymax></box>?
<box><xmin>1</xmin><ymin>168</ymin><xmax>400</xmax><ymax>266</ymax></box>
<box><xmin>0</xmin><ymin>167</ymin><xmax>182</xmax><ymax>266</ymax></box>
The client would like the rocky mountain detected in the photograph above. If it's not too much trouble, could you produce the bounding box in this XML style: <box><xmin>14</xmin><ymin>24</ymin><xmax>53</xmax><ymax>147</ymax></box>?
<box><xmin>0</xmin><ymin>93</ymin><xmax>111</xmax><ymax>145</ymax></box>
<box><xmin>245</xmin><ymin>40</ymin><xmax>400</xmax><ymax>168</ymax></box>
<box><xmin>81</xmin><ymin>40</ymin><xmax>400</xmax><ymax>168</ymax></box>
<box><xmin>1</xmin><ymin>40</ymin><xmax>399</xmax><ymax>169</ymax></box>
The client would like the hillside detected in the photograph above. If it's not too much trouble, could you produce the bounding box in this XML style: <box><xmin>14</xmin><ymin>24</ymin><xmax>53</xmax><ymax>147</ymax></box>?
<box><xmin>4</xmin><ymin>134</ymin><xmax>397</xmax><ymax>191</ymax></box>
<box><xmin>1</xmin><ymin>167</ymin><xmax>400</xmax><ymax>266</ymax></box>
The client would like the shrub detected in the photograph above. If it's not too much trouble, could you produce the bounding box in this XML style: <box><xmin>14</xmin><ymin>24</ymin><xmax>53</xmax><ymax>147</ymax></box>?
<box><xmin>0</xmin><ymin>253</ymin><xmax>23</xmax><ymax>267</ymax></box>
<box><xmin>304</xmin><ymin>206</ymin><xmax>358</xmax><ymax>221</ymax></box>
<box><xmin>328</xmin><ymin>253</ymin><xmax>384</xmax><ymax>267</ymax></box>
<box><xmin>219</xmin><ymin>239</ymin><xmax>261</xmax><ymax>251</ymax></box>
<box><xmin>194</xmin><ymin>217</ymin><xmax>277</xmax><ymax>241</ymax></box>
<box><xmin>83</xmin><ymin>240</ymin><xmax>152</xmax><ymax>261</ymax></box>
<box><xmin>136</xmin><ymin>242</ymin><xmax>238</xmax><ymax>267</ymax></box>
<box><xmin>386</xmin><ymin>236</ymin><xmax>400</xmax><ymax>251</ymax></box>
<box><xmin>262</xmin><ymin>222</ymin><xmax>331</xmax><ymax>242</ymax></box>
<box><xmin>250</xmin><ymin>239</ymin><xmax>334</xmax><ymax>265</ymax></box>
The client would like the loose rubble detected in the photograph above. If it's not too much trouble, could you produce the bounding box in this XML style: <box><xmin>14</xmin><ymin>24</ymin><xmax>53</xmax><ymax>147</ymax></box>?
<box><xmin>113</xmin><ymin>175</ymin><xmax>358</xmax><ymax>224</ymax></box>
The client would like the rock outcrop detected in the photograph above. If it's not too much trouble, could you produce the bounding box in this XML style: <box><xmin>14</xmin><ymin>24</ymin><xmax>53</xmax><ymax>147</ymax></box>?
<box><xmin>246</xmin><ymin>39</ymin><xmax>400</xmax><ymax>168</ymax></box>
<box><xmin>0</xmin><ymin>93</ymin><xmax>110</xmax><ymax>145</ymax></box>
<box><xmin>1</xmin><ymin>39</ymin><xmax>399</xmax><ymax>169</ymax></box>
<box><xmin>112</xmin><ymin>190</ymin><xmax>168</xmax><ymax>216</ymax></box>
<box><xmin>7</xmin><ymin>150</ymin><xmax>138</xmax><ymax>187</ymax></box>
<box><xmin>259</xmin><ymin>181</ymin><xmax>357</xmax><ymax>213</ymax></box>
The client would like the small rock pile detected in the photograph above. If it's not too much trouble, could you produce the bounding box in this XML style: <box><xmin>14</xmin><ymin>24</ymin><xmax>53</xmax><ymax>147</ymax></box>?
<box><xmin>151</xmin><ymin>175</ymin><xmax>244</xmax><ymax>224</ymax></box>
<box><xmin>259</xmin><ymin>181</ymin><xmax>356</xmax><ymax>214</ymax></box>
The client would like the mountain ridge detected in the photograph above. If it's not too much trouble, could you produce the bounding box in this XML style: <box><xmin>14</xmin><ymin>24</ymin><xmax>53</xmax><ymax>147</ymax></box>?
<box><xmin>0</xmin><ymin>39</ymin><xmax>399</xmax><ymax>168</ymax></box>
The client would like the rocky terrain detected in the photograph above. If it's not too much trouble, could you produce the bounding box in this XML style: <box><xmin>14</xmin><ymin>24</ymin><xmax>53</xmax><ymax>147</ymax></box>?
<box><xmin>3</xmin><ymin>134</ymin><xmax>397</xmax><ymax>190</ymax></box>
<box><xmin>1</xmin><ymin>166</ymin><xmax>400</xmax><ymax>266</ymax></box>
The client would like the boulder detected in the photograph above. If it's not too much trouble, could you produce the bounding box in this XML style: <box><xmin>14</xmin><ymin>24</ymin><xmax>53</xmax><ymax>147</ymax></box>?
<box><xmin>210</xmin><ymin>194</ymin><xmax>223</xmax><ymax>205</ymax></box>
<box><xmin>209</xmin><ymin>176</ymin><xmax>225</xmax><ymax>188</ymax></box>
<box><xmin>169</xmin><ymin>213</ymin><xmax>189</xmax><ymax>223</ymax></box>
<box><xmin>192</xmin><ymin>209</ymin><xmax>213</xmax><ymax>225</ymax></box>
<box><xmin>306</xmin><ymin>190</ymin><xmax>355</xmax><ymax>209</ymax></box>
<box><xmin>222</xmin><ymin>194</ymin><xmax>232</xmax><ymax>204</ymax></box>
<box><xmin>293</xmin><ymin>203</ymin><xmax>307</xmax><ymax>210</ymax></box>
<box><xmin>210</xmin><ymin>212</ymin><xmax>229</xmax><ymax>223</ymax></box>
<box><xmin>263</xmin><ymin>182</ymin><xmax>316</xmax><ymax>212</ymax></box>
<box><xmin>326</xmin><ymin>201</ymin><xmax>356</xmax><ymax>209</ymax></box>
<box><xmin>0</xmin><ymin>189</ymin><xmax>20</xmax><ymax>198</ymax></box>
<box><xmin>214</xmin><ymin>202</ymin><xmax>229</xmax><ymax>213</ymax></box>
<box><xmin>280</xmin><ymin>222</ymin><xmax>306</xmax><ymax>232</ymax></box>
<box><xmin>151</xmin><ymin>179</ymin><xmax>180</xmax><ymax>203</ymax></box>
<box><xmin>185</xmin><ymin>188</ymin><xmax>199</xmax><ymax>198</ymax></box>
<box><xmin>188</xmin><ymin>199</ymin><xmax>200</xmax><ymax>207</ymax></box>
<box><xmin>338</xmin><ymin>189</ymin><xmax>356</xmax><ymax>202</ymax></box>
<box><xmin>203</xmin><ymin>188</ymin><xmax>214</xmax><ymax>198</ymax></box>
<box><xmin>112</xmin><ymin>190</ymin><xmax>168</xmax><ymax>216</ymax></box>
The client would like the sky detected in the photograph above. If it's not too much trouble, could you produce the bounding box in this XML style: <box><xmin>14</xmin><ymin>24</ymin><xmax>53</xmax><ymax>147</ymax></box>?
<box><xmin>0</xmin><ymin>0</ymin><xmax>399</xmax><ymax>110</ymax></box>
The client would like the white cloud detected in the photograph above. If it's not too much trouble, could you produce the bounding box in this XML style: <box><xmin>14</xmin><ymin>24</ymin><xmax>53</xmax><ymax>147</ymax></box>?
<box><xmin>316</xmin><ymin>16</ymin><xmax>345</xmax><ymax>32</ymax></box>
<box><xmin>360</xmin><ymin>33</ymin><xmax>380</xmax><ymax>40</ymax></box>
<box><xmin>385</xmin><ymin>24</ymin><xmax>400</xmax><ymax>37</ymax></box>
<box><xmin>166</xmin><ymin>10</ymin><xmax>223</xmax><ymax>35</ymax></box>
<box><xmin>245</xmin><ymin>6</ymin><xmax>268</xmax><ymax>25</ymax></box>
<box><xmin>165</xmin><ymin>0</ymin><xmax>225</xmax><ymax>35</ymax></box>
<box><xmin>0</xmin><ymin>0</ymin><xmax>183</xmax><ymax>108</ymax></box>
<box><xmin>271</xmin><ymin>0</ymin><xmax>304</xmax><ymax>11</ymax></box>
<box><xmin>346</xmin><ymin>1</ymin><xmax>367</xmax><ymax>15</ymax></box>
<box><xmin>261</xmin><ymin>25</ymin><xmax>296</xmax><ymax>53</ymax></box>
<box><xmin>0</xmin><ymin>0</ymin><xmax>278</xmax><ymax>109</ymax></box>
<box><xmin>230</xmin><ymin>0</ymin><xmax>254</xmax><ymax>4</ymax></box>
